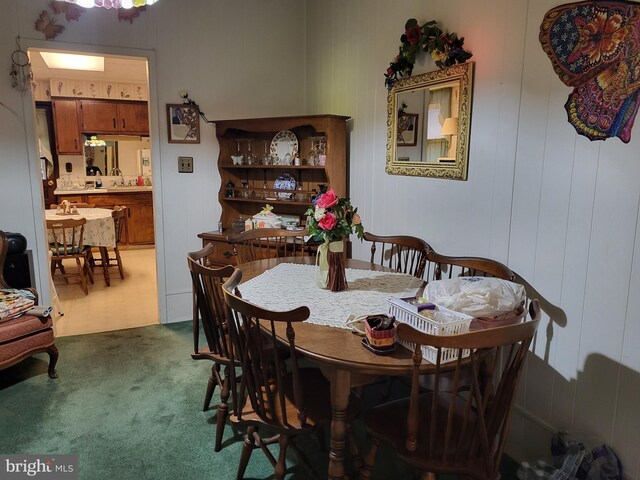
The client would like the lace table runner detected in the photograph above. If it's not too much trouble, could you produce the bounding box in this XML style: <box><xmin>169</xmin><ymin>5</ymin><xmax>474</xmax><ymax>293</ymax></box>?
<box><xmin>238</xmin><ymin>263</ymin><xmax>423</xmax><ymax>329</ymax></box>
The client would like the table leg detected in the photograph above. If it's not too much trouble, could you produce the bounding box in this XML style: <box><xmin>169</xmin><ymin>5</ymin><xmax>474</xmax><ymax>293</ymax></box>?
<box><xmin>328</xmin><ymin>368</ymin><xmax>351</xmax><ymax>480</ymax></box>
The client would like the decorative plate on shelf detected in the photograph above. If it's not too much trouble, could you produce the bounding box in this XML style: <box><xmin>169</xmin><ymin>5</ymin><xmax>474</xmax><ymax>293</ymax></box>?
<box><xmin>270</xmin><ymin>130</ymin><xmax>298</xmax><ymax>165</ymax></box>
<box><xmin>273</xmin><ymin>173</ymin><xmax>296</xmax><ymax>200</ymax></box>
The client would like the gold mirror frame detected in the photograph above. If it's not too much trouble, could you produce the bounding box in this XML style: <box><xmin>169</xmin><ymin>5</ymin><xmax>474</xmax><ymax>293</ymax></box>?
<box><xmin>385</xmin><ymin>62</ymin><xmax>473</xmax><ymax>180</ymax></box>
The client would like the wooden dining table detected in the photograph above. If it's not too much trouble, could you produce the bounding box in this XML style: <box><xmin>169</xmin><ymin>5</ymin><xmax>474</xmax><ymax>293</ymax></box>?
<box><xmin>237</xmin><ymin>256</ymin><xmax>440</xmax><ymax>480</ymax></box>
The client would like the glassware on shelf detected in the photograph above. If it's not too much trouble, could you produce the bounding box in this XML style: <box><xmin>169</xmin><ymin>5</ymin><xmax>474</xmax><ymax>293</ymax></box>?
<box><xmin>232</xmin><ymin>216</ymin><xmax>245</xmax><ymax>234</ymax></box>
<box><xmin>246</xmin><ymin>139</ymin><xmax>259</xmax><ymax>165</ymax></box>
<box><xmin>295</xmin><ymin>184</ymin><xmax>306</xmax><ymax>203</ymax></box>
<box><xmin>261</xmin><ymin>181</ymin><xmax>268</xmax><ymax>199</ymax></box>
<box><xmin>241</xmin><ymin>181</ymin><xmax>250</xmax><ymax>198</ymax></box>
<box><xmin>309</xmin><ymin>136</ymin><xmax>327</xmax><ymax>166</ymax></box>
<box><xmin>231</xmin><ymin>139</ymin><xmax>244</xmax><ymax>165</ymax></box>
<box><xmin>308</xmin><ymin>148</ymin><xmax>317</xmax><ymax>166</ymax></box>
<box><xmin>261</xmin><ymin>141</ymin><xmax>271</xmax><ymax>165</ymax></box>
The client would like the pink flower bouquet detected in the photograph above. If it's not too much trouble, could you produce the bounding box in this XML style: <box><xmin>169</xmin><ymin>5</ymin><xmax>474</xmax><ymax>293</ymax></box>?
<box><xmin>305</xmin><ymin>189</ymin><xmax>364</xmax><ymax>243</ymax></box>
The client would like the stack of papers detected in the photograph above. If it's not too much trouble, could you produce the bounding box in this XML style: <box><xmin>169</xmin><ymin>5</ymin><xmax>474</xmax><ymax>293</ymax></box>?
<box><xmin>0</xmin><ymin>289</ymin><xmax>36</xmax><ymax>322</ymax></box>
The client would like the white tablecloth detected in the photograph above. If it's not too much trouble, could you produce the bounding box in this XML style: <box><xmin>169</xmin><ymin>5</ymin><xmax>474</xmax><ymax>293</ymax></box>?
<box><xmin>45</xmin><ymin>208</ymin><xmax>116</xmax><ymax>247</ymax></box>
<box><xmin>238</xmin><ymin>263</ymin><xmax>423</xmax><ymax>329</ymax></box>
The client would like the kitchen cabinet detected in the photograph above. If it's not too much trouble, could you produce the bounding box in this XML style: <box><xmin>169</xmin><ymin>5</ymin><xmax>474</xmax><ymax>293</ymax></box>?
<box><xmin>80</xmin><ymin>100</ymin><xmax>149</xmax><ymax>135</ymax></box>
<box><xmin>52</xmin><ymin>99</ymin><xmax>82</xmax><ymax>154</ymax></box>
<box><xmin>117</xmin><ymin>102</ymin><xmax>149</xmax><ymax>134</ymax></box>
<box><xmin>198</xmin><ymin>114</ymin><xmax>349</xmax><ymax>266</ymax></box>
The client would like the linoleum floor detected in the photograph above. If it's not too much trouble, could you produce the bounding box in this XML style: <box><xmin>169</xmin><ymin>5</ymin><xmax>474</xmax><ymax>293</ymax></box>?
<box><xmin>52</xmin><ymin>247</ymin><xmax>159</xmax><ymax>336</ymax></box>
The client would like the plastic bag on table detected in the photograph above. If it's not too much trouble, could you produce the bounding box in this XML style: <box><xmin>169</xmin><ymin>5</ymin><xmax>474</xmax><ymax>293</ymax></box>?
<box><xmin>424</xmin><ymin>276</ymin><xmax>526</xmax><ymax>318</ymax></box>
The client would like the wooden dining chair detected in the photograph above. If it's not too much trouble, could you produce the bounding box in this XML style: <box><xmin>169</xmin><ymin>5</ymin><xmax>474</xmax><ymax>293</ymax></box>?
<box><xmin>47</xmin><ymin>217</ymin><xmax>94</xmax><ymax>294</ymax></box>
<box><xmin>424</xmin><ymin>249</ymin><xmax>515</xmax><ymax>284</ymax></box>
<box><xmin>97</xmin><ymin>205</ymin><xmax>128</xmax><ymax>286</ymax></box>
<box><xmin>188</xmin><ymin>245</ymin><xmax>237</xmax><ymax>452</ymax></box>
<box><xmin>222</xmin><ymin>268</ymin><xmax>362</xmax><ymax>479</ymax></box>
<box><xmin>360</xmin><ymin>300</ymin><xmax>541</xmax><ymax>480</ymax></box>
<box><xmin>229</xmin><ymin>228</ymin><xmax>309</xmax><ymax>264</ymax></box>
<box><xmin>363</xmin><ymin>232</ymin><xmax>432</xmax><ymax>279</ymax></box>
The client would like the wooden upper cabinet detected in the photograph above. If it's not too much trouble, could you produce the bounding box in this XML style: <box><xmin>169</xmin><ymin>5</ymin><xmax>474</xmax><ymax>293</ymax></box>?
<box><xmin>80</xmin><ymin>100</ymin><xmax>119</xmax><ymax>133</ymax></box>
<box><xmin>52</xmin><ymin>99</ymin><xmax>82</xmax><ymax>154</ymax></box>
<box><xmin>80</xmin><ymin>100</ymin><xmax>149</xmax><ymax>135</ymax></box>
<box><xmin>118</xmin><ymin>102</ymin><xmax>149</xmax><ymax>134</ymax></box>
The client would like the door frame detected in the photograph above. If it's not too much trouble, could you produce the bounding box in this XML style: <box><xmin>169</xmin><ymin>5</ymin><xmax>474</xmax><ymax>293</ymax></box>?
<box><xmin>35</xmin><ymin>102</ymin><xmax>60</xmax><ymax>208</ymax></box>
<box><xmin>21</xmin><ymin>39</ymin><xmax>168</xmax><ymax>324</ymax></box>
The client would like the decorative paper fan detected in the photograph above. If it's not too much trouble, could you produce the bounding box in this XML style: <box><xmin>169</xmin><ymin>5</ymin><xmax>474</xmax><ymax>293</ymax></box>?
<box><xmin>539</xmin><ymin>1</ymin><xmax>640</xmax><ymax>143</ymax></box>
<box><xmin>34</xmin><ymin>10</ymin><xmax>65</xmax><ymax>39</ymax></box>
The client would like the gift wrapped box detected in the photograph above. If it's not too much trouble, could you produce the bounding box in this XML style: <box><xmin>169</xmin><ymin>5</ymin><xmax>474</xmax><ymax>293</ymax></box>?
<box><xmin>252</xmin><ymin>214</ymin><xmax>282</xmax><ymax>229</ymax></box>
<box><xmin>252</xmin><ymin>205</ymin><xmax>282</xmax><ymax>229</ymax></box>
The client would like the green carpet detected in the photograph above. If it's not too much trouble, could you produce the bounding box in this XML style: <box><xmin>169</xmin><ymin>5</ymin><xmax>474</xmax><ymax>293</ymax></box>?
<box><xmin>0</xmin><ymin>322</ymin><xmax>517</xmax><ymax>479</ymax></box>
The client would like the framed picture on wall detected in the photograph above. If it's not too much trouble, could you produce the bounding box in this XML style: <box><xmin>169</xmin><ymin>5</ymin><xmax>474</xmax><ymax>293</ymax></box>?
<box><xmin>397</xmin><ymin>113</ymin><xmax>418</xmax><ymax>147</ymax></box>
<box><xmin>167</xmin><ymin>104</ymin><xmax>200</xmax><ymax>144</ymax></box>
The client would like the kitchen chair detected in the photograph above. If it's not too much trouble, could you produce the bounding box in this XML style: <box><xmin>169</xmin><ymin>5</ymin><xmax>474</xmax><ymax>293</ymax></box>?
<box><xmin>424</xmin><ymin>249</ymin><xmax>515</xmax><ymax>284</ymax></box>
<box><xmin>96</xmin><ymin>206</ymin><xmax>128</xmax><ymax>286</ymax></box>
<box><xmin>222</xmin><ymin>268</ymin><xmax>362</xmax><ymax>480</ymax></box>
<box><xmin>229</xmin><ymin>228</ymin><xmax>309</xmax><ymax>264</ymax></box>
<box><xmin>50</xmin><ymin>203</ymin><xmax>96</xmax><ymax>209</ymax></box>
<box><xmin>0</xmin><ymin>231</ymin><xmax>58</xmax><ymax>378</ymax></box>
<box><xmin>187</xmin><ymin>244</ymin><xmax>236</xmax><ymax>452</ymax></box>
<box><xmin>47</xmin><ymin>217</ymin><xmax>94</xmax><ymax>294</ymax></box>
<box><xmin>360</xmin><ymin>300</ymin><xmax>541</xmax><ymax>480</ymax></box>
<box><xmin>363</xmin><ymin>232</ymin><xmax>432</xmax><ymax>279</ymax></box>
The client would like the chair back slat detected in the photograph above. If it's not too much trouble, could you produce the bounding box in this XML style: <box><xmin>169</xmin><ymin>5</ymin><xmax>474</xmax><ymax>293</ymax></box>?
<box><xmin>230</xmin><ymin>228</ymin><xmax>309</xmax><ymax>264</ymax></box>
<box><xmin>187</xmin><ymin>245</ymin><xmax>235</xmax><ymax>358</ymax></box>
<box><xmin>46</xmin><ymin>218</ymin><xmax>86</xmax><ymax>255</ymax></box>
<box><xmin>398</xmin><ymin>299</ymin><xmax>540</xmax><ymax>478</ymax></box>
<box><xmin>223</xmin><ymin>269</ymin><xmax>310</xmax><ymax>428</ymax></box>
<box><xmin>364</xmin><ymin>232</ymin><xmax>431</xmax><ymax>279</ymax></box>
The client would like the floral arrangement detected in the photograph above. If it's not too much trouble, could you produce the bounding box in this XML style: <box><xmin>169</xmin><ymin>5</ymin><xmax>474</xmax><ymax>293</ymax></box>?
<box><xmin>305</xmin><ymin>189</ymin><xmax>364</xmax><ymax>243</ymax></box>
<box><xmin>384</xmin><ymin>18</ymin><xmax>473</xmax><ymax>89</ymax></box>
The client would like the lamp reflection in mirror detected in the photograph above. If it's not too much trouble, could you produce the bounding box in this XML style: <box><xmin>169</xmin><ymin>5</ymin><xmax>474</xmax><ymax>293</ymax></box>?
<box><xmin>440</xmin><ymin>117</ymin><xmax>458</xmax><ymax>160</ymax></box>
<box><xmin>84</xmin><ymin>135</ymin><xmax>106</xmax><ymax>147</ymax></box>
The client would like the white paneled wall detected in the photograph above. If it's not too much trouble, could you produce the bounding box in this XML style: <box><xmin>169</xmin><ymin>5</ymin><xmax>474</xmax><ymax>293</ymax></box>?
<box><xmin>306</xmin><ymin>0</ymin><xmax>640</xmax><ymax>477</ymax></box>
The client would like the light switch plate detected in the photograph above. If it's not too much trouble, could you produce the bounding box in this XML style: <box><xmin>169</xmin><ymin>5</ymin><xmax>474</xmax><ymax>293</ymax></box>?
<box><xmin>178</xmin><ymin>156</ymin><xmax>193</xmax><ymax>173</ymax></box>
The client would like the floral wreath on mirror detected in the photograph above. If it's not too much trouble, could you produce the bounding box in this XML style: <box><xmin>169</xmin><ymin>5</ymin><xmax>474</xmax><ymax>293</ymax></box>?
<box><xmin>384</xmin><ymin>18</ymin><xmax>473</xmax><ymax>90</ymax></box>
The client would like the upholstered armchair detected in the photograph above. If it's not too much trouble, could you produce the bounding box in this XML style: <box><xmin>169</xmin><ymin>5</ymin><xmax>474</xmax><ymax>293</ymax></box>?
<box><xmin>0</xmin><ymin>231</ymin><xmax>58</xmax><ymax>378</ymax></box>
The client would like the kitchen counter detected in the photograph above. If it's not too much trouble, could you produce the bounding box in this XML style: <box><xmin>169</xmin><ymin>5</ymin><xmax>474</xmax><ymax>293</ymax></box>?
<box><xmin>54</xmin><ymin>186</ymin><xmax>153</xmax><ymax>195</ymax></box>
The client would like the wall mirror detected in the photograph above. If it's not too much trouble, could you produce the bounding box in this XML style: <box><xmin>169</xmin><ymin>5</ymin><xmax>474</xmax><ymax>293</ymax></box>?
<box><xmin>82</xmin><ymin>134</ymin><xmax>151</xmax><ymax>176</ymax></box>
<box><xmin>385</xmin><ymin>62</ymin><xmax>473</xmax><ymax>180</ymax></box>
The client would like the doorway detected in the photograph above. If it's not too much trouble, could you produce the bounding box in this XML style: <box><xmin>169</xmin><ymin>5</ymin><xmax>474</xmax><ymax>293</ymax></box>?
<box><xmin>30</xmin><ymin>48</ymin><xmax>159</xmax><ymax>336</ymax></box>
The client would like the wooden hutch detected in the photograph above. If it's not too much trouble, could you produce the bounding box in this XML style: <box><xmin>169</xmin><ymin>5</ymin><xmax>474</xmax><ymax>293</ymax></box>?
<box><xmin>198</xmin><ymin>114</ymin><xmax>350</xmax><ymax>265</ymax></box>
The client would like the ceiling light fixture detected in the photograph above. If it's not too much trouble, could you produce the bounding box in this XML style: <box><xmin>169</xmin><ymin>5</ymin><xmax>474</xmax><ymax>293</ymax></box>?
<box><xmin>40</xmin><ymin>52</ymin><xmax>104</xmax><ymax>71</ymax></box>
<box><xmin>59</xmin><ymin>0</ymin><xmax>160</xmax><ymax>8</ymax></box>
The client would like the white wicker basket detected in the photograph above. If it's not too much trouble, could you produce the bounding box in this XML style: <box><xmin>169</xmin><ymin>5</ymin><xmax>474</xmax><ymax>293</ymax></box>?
<box><xmin>388</xmin><ymin>298</ymin><xmax>473</xmax><ymax>364</ymax></box>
